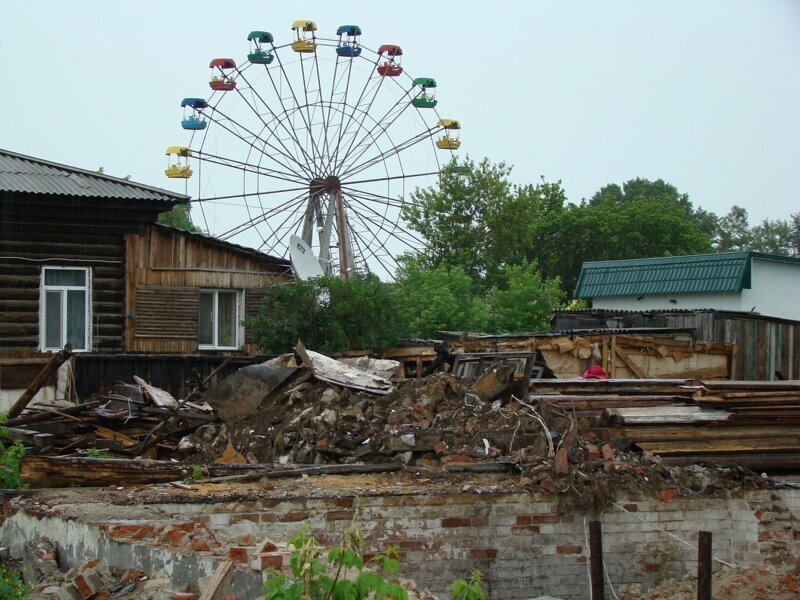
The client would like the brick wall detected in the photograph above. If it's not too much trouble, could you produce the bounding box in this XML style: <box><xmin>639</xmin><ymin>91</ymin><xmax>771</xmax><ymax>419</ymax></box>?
<box><xmin>154</xmin><ymin>488</ymin><xmax>798</xmax><ymax>599</ymax></box>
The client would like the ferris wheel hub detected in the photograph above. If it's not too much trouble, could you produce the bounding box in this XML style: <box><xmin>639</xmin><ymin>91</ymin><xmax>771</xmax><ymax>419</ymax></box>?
<box><xmin>309</xmin><ymin>175</ymin><xmax>342</xmax><ymax>196</ymax></box>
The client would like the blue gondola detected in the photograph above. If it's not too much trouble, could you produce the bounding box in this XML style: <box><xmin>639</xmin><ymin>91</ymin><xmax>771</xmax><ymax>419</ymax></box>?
<box><xmin>335</xmin><ymin>24</ymin><xmax>362</xmax><ymax>57</ymax></box>
<box><xmin>180</xmin><ymin>98</ymin><xmax>208</xmax><ymax>130</ymax></box>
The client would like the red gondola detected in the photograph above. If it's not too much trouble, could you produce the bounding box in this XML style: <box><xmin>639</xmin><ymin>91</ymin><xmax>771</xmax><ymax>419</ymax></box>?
<box><xmin>209</xmin><ymin>58</ymin><xmax>237</xmax><ymax>91</ymax></box>
<box><xmin>376</xmin><ymin>44</ymin><xmax>403</xmax><ymax>77</ymax></box>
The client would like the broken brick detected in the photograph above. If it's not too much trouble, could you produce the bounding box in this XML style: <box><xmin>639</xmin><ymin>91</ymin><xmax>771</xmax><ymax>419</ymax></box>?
<box><xmin>260</xmin><ymin>553</ymin><xmax>284</xmax><ymax>571</ymax></box>
<box><xmin>440</xmin><ymin>454</ymin><xmax>472</xmax><ymax>465</ymax></box>
<box><xmin>73</xmin><ymin>569</ymin><xmax>103</xmax><ymax>599</ymax></box>
<box><xmin>228</xmin><ymin>547</ymin><xmax>249</xmax><ymax>563</ymax></box>
<box><xmin>554</xmin><ymin>447</ymin><xmax>569</xmax><ymax>476</ymax></box>
<box><xmin>162</xmin><ymin>529</ymin><xmax>189</xmax><ymax>547</ymax></box>
<box><xmin>539</xmin><ymin>478</ymin><xmax>559</xmax><ymax>494</ymax></box>
<box><xmin>601</xmin><ymin>444</ymin><xmax>614</xmax><ymax>462</ymax></box>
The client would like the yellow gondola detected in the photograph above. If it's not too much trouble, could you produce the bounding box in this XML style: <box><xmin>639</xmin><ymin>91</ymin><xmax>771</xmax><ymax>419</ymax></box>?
<box><xmin>291</xmin><ymin>20</ymin><xmax>317</xmax><ymax>53</ymax></box>
<box><xmin>164</xmin><ymin>146</ymin><xmax>193</xmax><ymax>179</ymax></box>
<box><xmin>435</xmin><ymin>119</ymin><xmax>461</xmax><ymax>150</ymax></box>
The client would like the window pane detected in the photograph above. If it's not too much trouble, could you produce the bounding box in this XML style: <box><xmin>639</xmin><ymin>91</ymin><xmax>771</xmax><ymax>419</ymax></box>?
<box><xmin>198</xmin><ymin>292</ymin><xmax>214</xmax><ymax>345</ymax></box>
<box><xmin>66</xmin><ymin>290</ymin><xmax>87</xmax><ymax>350</ymax></box>
<box><xmin>217</xmin><ymin>292</ymin><xmax>237</xmax><ymax>347</ymax></box>
<box><xmin>45</xmin><ymin>290</ymin><xmax>62</xmax><ymax>348</ymax></box>
<box><xmin>45</xmin><ymin>269</ymin><xmax>86</xmax><ymax>286</ymax></box>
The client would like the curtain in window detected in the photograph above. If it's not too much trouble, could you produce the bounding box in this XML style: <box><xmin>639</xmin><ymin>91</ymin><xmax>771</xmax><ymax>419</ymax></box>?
<box><xmin>198</xmin><ymin>292</ymin><xmax>214</xmax><ymax>346</ymax></box>
<box><xmin>66</xmin><ymin>290</ymin><xmax>86</xmax><ymax>348</ymax></box>
<box><xmin>217</xmin><ymin>292</ymin><xmax>237</xmax><ymax>347</ymax></box>
<box><xmin>45</xmin><ymin>290</ymin><xmax>63</xmax><ymax>349</ymax></box>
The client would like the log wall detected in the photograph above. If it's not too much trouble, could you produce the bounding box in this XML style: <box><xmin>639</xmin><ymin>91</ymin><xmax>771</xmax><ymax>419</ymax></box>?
<box><xmin>0</xmin><ymin>192</ymin><xmax>165</xmax><ymax>354</ymax></box>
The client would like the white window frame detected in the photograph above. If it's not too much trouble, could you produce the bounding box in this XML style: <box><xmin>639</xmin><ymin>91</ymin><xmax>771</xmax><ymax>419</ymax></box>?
<box><xmin>40</xmin><ymin>266</ymin><xmax>92</xmax><ymax>352</ymax></box>
<box><xmin>198</xmin><ymin>289</ymin><xmax>244</xmax><ymax>350</ymax></box>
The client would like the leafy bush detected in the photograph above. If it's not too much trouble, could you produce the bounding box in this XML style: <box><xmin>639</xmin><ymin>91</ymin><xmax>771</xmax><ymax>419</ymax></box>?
<box><xmin>0</xmin><ymin>414</ymin><xmax>27</xmax><ymax>489</ymax></box>
<box><xmin>262</xmin><ymin>526</ymin><xmax>407</xmax><ymax>600</ymax></box>
<box><xmin>246</xmin><ymin>274</ymin><xmax>404</xmax><ymax>354</ymax></box>
<box><xmin>0</xmin><ymin>565</ymin><xmax>30</xmax><ymax>600</ymax></box>
<box><xmin>451</xmin><ymin>569</ymin><xmax>487</xmax><ymax>600</ymax></box>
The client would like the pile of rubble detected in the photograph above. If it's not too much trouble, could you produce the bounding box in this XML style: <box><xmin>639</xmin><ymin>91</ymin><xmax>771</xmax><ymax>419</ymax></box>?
<box><xmin>22</xmin><ymin>537</ymin><xmax>177</xmax><ymax>599</ymax></box>
<box><xmin>176</xmin><ymin>348</ymin><xmax>771</xmax><ymax>508</ymax></box>
<box><xmin>5</xmin><ymin>343</ymin><xmax>776</xmax><ymax>506</ymax></box>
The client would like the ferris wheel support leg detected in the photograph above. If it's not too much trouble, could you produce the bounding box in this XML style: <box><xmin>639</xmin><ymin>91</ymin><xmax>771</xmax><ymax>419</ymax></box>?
<box><xmin>335</xmin><ymin>190</ymin><xmax>351</xmax><ymax>279</ymax></box>
<box><xmin>318</xmin><ymin>195</ymin><xmax>336</xmax><ymax>275</ymax></box>
<box><xmin>301</xmin><ymin>195</ymin><xmax>316</xmax><ymax>246</ymax></box>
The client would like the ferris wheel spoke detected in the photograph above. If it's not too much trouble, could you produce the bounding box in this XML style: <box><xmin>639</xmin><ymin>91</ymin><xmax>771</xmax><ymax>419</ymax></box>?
<box><xmin>344</xmin><ymin>199</ymin><xmax>423</xmax><ymax>250</ymax></box>
<box><xmin>345</xmin><ymin>210</ymin><xmax>406</xmax><ymax>279</ymax></box>
<box><xmin>346</xmin><ymin>171</ymin><xmax>441</xmax><ymax>186</ymax></box>
<box><xmin>258</xmin><ymin>206</ymin><xmax>309</xmax><ymax>255</ymax></box>
<box><xmin>320</xmin><ymin>56</ymin><xmax>356</xmax><ymax>175</ymax></box>
<box><xmin>193</xmin><ymin>151</ymin><xmax>307</xmax><ymax>186</ymax></box>
<box><xmin>314</xmin><ymin>52</ymin><xmax>337</xmax><ymax>167</ymax></box>
<box><xmin>335</xmin><ymin>81</ymin><xmax>416</xmax><ymax>175</ymax></box>
<box><xmin>190</xmin><ymin>185</ymin><xmax>309</xmax><ymax>204</ymax></box>
<box><xmin>339</xmin><ymin>185</ymin><xmax>406</xmax><ymax>209</ymax></box>
<box><xmin>262</xmin><ymin>45</ymin><xmax>322</xmax><ymax>176</ymax></box>
<box><xmin>326</xmin><ymin>54</ymin><xmax>383</xmax><ymax>173</ymax></box>
<box><xmin>298</xmin><ymin>53</ymin><xmax>322</xmax><ymax>168</ymax></box>
<box><xmin>330</xmin><ymin>69</ymin><xmax>388</xmax><ymax>173</ymax></box>
<box><xmin>204</xmin><ymin>105</ymin><xmax>313</xmax><ymax>178</ymax></box>
<box><xmin>271</xmin><ymin>46</ymin><xmax>326</xmax><ymax>176</ymax></box>
<box><xmin>337</xmin><ymin>101</ymin><xmax>418</xmax><ymax>176</ymax></box>
<box><xmin>339</xmin><ymin>128</ymin><xmax>439</xmax><ymax>180</ymax></box>
<box><xmin>217</xmin><ymin>190</ymin><xmax>308</xmax><ymax>240</ymax></box>
<box><xmin>342</xmin><ymin>191</ymin><xmax>425</xmax><ymax>247</ymax></box>
<box><xmin>231</xmin><ymin>69</ymin><xmax>318</xmax><ymax>177</ymax></box>
<box><xmin>348</xmin><ymin>226</ymin><xmax>397</xmax><ymax>279</ymax></box>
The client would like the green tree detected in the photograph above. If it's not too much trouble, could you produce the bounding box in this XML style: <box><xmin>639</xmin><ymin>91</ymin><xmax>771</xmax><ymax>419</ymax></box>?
<box><xmin>246</xmin><ymin>275</ymin><xmax>404</xmax><ymax>353</ymax></box>
<box><xmin>487</xmin><ymin>261</ymin><xmax>564</xmax><ymax>333</ymax></box>
<box><xmin>392</xmin><ymin>257</ymin><xmax>488</xmax><ymax>338</ymax></box>
<box><xmin>548</xmin><ymin>179</ymin><xmax>713</xmax><ymax>291</ymax></box>
<box><xmin>715</xmin><ymin>205</ymin><xmax>752</xmax><ymax>251</ymax></box>
<box><xmin>714</xmin><ymin>207</ymin><xmax>800</xmax><ymax>257</ymax></box>
<box><xmin>402</xmin><ymin>156</ymin><xmax>514</xmax><ymax>284</ymax></box>
<box><xmin>157</xmin><ymin>204</ymin><xmax>202</xmax><ymax>232</ymax></box>
<box><xmin>403</xmin><ymin>159</ymin><xmax>713</xmax><ymax>294</ymax></box>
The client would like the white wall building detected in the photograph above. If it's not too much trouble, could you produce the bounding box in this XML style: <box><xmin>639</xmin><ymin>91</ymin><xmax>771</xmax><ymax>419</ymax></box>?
<box><xmin>575</xmin><ymin>252</ymin><xmax>800</xmax><ymax>322</ymax></box>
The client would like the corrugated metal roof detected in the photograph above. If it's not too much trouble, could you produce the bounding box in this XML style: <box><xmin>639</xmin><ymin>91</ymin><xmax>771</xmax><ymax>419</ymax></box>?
<box><xmin>574</xmin><ymin>253</ymin><xmax>753</xmax><ymax>298</ymax></box>
<box><xmin>0</xmin><ymin>148</ymin><xmax>188</xmax><ymax>204</ymax></box>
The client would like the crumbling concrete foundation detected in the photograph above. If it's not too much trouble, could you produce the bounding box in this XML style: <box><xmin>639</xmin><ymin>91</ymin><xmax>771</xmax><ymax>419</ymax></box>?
<box><xmin>2</xmin><ymin>477</ymin><xmax>798</xmax><ymax>599</ymax></box>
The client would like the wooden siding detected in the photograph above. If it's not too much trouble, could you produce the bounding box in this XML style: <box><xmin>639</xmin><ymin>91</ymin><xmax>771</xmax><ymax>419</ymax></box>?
<box><xmin>133</xmin><ymin>286</ymin><xmax>199</xmax><ymax>338</ymax></box>
<box><xmin>124</xmin><ymin>225</ymin><xmax>292</xmax><ymax>354</ymax></box>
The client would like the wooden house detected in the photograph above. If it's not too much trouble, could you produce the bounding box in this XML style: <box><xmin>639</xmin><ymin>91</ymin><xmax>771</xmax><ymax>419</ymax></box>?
<box><xmin>0</xmin><ymin>149</ymin><xmax>292</xmax><ymax>404</ymax></box>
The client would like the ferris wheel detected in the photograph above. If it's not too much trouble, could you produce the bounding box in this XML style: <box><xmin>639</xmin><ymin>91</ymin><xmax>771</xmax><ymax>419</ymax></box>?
<box><xmin>165</xmin><ymin>21</ymin><xmax>461</xmax><ymax>279</ymax></box>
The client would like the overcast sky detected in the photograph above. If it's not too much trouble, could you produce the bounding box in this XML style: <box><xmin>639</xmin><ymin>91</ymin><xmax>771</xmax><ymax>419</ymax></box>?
<box><xmin>2</xmin><ymin>0</ymin><xmax>798</xmax><ymax>230</ymax></box>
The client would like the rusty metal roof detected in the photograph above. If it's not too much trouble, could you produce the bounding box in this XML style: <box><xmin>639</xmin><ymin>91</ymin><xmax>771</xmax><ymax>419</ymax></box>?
<box><xmin>0</xmin><ymin>148</ymin><xmax>188</xmax><ymax>204</ymax></box>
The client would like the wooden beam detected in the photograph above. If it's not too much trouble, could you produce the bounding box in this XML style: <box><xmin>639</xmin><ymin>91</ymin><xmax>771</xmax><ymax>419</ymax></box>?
<box><xmin>199</xmin><ymin>560</ymin><xmax>233</xmax><ymax>600</ymax></box>
<box><xmin>8</xmin><ymin>346</ymin><xmax>72</xmax><ymax>418</ymax></box>
<box><xmin>614</xmin><ymin>347</ymin><xmax>646</xmax><ymax>379</ymax></box>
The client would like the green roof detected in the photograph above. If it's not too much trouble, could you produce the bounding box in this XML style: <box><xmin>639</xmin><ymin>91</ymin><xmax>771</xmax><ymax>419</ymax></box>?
<box><xmin>575</xmin><ymin>252</ymin><xmax>755</xmax><ymax>298</ymax></box>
